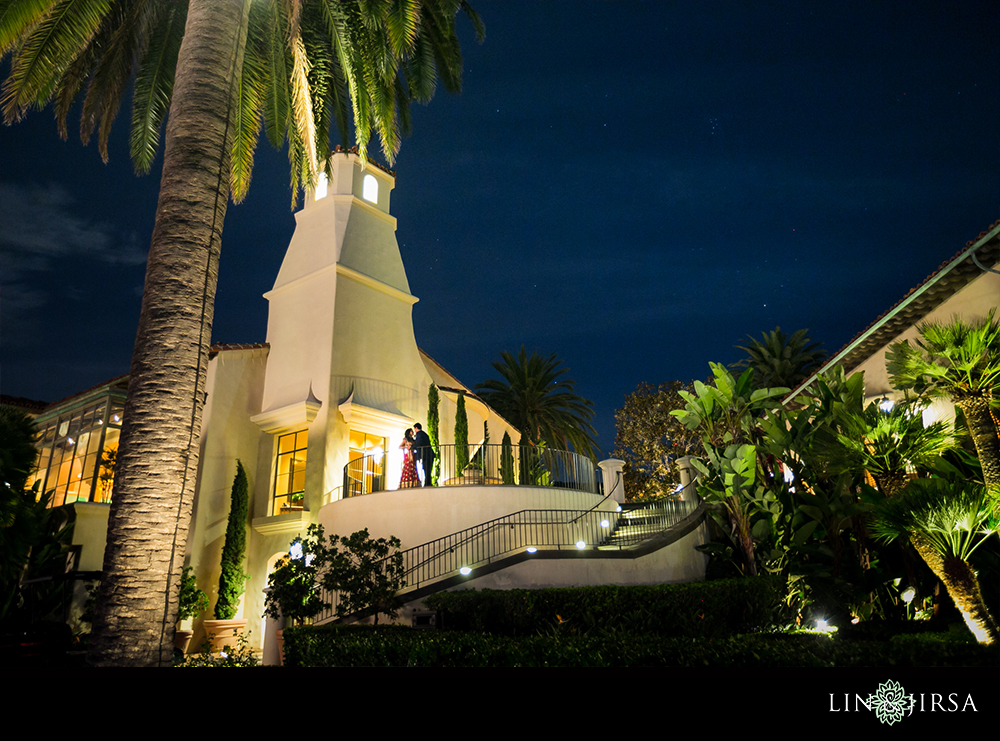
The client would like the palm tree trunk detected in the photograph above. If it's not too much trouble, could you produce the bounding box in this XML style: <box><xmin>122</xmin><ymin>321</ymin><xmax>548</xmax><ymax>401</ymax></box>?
<box><xmin>910</xmin><ymin>535</ymin><xmax>999</xmax><ymax>645</ymax></box>
<box><xmin>959</xmin><ymin>397</ymin><xmax>1000</xmax><ymax>488</ymax></box>
<box><xmin>88</xmin><ymin>1</ymin><xmax>249</xmax><ymax>667</ymax></box>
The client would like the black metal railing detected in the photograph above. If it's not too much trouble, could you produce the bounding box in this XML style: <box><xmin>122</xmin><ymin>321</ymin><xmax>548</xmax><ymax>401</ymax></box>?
<box><xmin>343</xmin><ymin>443</ymin><xmax>599</xmax><ymax>497</ymax></box>
<box><xmin>314</xmin><ymin>497</ymin><xmax>699</xmax><ymax>623</ymax></box>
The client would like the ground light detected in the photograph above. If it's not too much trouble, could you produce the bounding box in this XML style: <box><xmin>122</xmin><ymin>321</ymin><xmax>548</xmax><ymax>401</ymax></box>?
<box><xmin>526</xmin><ymin>546</ymin><xmax>537</xmax><ymax>553</ymax></box>
<box><xmin>600</xmin><ymin>519</ymin><xmax>609</xmax><ymax>528</ymax></box>
<box><xmin>576</xmin><ymin>540</ymin><xmax>586</xmax><ymax>549</ymax></box>
<box><xmin>459</xmin><ymin>566</ymin><xmax>472</xmax><ymax>575</ymax></box>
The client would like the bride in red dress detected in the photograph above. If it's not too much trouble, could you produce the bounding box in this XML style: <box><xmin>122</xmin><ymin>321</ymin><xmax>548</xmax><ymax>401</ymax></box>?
<box><xmin>399</xmin><ymin>428</ymin><xmax>419</xmax><ymax>488</ymax></box>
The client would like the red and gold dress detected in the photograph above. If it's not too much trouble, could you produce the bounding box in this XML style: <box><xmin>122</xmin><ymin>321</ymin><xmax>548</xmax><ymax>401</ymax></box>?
<box><xmin>400</xmin><ymin>441</ymin><xmax>419</xmax><ymax>488</ymax></box>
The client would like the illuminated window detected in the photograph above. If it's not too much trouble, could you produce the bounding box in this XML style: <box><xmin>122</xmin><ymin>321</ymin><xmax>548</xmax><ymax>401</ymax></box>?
<box><xmin>273</xmin><ymin>430</ymin><xmax>308</xmax><ymax>514</ymax></box>
<box><xmin>362</xmin><ymin>174</ymin><xmax>378</xmax><ymax>203</ymax></box>
<box><xmin>345</xmin><ymin>429</ymin><xmax>386</xmax><ymax>496</ymax></box>
<box><xmin>29</xmin><ymin>395</ymin><xmax>124</xmax><ymax>507</ymax></box>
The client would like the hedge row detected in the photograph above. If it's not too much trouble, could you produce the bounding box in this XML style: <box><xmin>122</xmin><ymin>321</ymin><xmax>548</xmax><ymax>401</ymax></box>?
<box><xmin>282</xmin><ymin>625</ymin><xmax>998</xmax><ymax>667</ymax></box>
<box><xmin>421</xmin><ymin>577</ymin><xmax>786</xmax><ymax>638</ymax></box>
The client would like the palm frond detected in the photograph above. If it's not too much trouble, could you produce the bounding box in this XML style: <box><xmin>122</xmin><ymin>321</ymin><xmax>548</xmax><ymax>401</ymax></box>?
<box><xmin>0</xmin><ymin>0</ymin><xmax>55</xmax><ymax>58</ymax></box>
<box><xmin>1</xmin><ymin>0</ymin><xmax>113</xmax><ymax>122</ymax></box>
<box><xmin>79</xmin><ymin>0</ymin><xmax>145</xmax><ymax>162</ymax></box>
<box><xmin>129</xmin><ymin>0</ymin><xmax>184</xmax><ymax>174</ymax></box>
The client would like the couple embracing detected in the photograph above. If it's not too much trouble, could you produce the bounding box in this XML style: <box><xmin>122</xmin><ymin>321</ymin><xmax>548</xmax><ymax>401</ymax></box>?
<box><xmin>400</xmin><ymin>423</ymin><xmax>435</xmax><ymax>487</ymax></box>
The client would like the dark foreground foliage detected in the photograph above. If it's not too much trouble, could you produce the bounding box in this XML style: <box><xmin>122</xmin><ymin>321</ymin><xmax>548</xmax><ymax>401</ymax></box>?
<box><xmin>423</xmin><ymin>578</ymin><xmax>786</xmax><ymax>638</ymax></box>
<box><xmin>282</xmin><ymin>624</ymin><xmax>998</xmax><ymax>667</ymax></box>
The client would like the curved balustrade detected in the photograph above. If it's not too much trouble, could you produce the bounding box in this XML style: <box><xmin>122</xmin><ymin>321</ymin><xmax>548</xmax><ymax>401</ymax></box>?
<box><xmin>343</xmin><ymin>443</ymin><xmax>599</xmax><ymax>498</ymax></box>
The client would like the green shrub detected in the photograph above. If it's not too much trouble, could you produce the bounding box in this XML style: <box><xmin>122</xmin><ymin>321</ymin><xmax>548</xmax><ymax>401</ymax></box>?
<box><xmin>424</xmin><ymin>578</ymin><xmax>785</xmax><ymax>638</ymax></box>
<box><xmin>281</xmin><ymin>624</ymin><xmax>999</xmax><ymax>668</ymax></box>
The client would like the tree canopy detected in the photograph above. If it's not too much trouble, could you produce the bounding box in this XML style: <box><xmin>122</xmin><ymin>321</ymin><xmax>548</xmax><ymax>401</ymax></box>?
<box><xmin>475</xmin><ymin>346</ymin><xmax>598</xmax><ymax>460</ymax></box>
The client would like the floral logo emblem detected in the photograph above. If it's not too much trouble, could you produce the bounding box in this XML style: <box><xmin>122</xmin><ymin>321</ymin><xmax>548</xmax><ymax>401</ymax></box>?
<box><xmin>868</xmin><ymin>680</ymin><xmax>913</xmax><ymax>725</ymax></box>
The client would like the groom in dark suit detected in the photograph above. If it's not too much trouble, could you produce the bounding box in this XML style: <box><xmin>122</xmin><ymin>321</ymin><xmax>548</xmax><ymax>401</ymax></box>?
<box><xmin>412</xmin><ymin>423</ymin><xmax>435</xmax><ymax>487</ymax></box>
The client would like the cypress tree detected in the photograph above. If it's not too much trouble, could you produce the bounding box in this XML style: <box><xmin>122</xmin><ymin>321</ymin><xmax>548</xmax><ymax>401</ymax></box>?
<box><xmin>455</xmin><ymin>394</ymin><xmax>469</xmax><ymax>473</ymax></box>
<box><xmin>427</xmin><ymin>384</ymin><xmax>440</xmax><ymax>486</ymax></box>
<box><xmin>215</xmin><ymin>460</ymin><xmax>249</xmax><ymax>619</ymax></box>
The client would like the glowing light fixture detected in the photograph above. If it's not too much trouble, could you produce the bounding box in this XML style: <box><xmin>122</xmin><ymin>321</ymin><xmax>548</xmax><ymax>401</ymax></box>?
<box><xmin>362</xmin><ymin>174</ymin><xmax>378</xmax><ymax>203</ymax></box>
<box><xmin>879</xmin><ymin>398</ymin><xmax>895</xmax><ymax>413</ymax></box>
<box><xmin>526</xmin><ymin>546</ymin><xmax>537</xmax><ymax>553</ymax></box>
<box><xmin>576</xmin><ymin>540</ymin><xmax>586</xmax><ymax>549</ymax></box>
<box><xmin>901</xmin><ymin>587</ymin><xmax>916</xmax><ymax>604</ymax></box>
<box><xmin>600</xmin><ymin>519</ymin><xmax>610</xmax><ymax>528</ymax></box>
<box><xmin>459</xmin><ymin>566</ymin><xmax>472</xmax><ymax>575</ymax></box>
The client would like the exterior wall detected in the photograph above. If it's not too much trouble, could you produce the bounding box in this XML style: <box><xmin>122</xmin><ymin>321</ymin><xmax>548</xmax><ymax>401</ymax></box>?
<box><xmin>444</xmin><ymin>523</ymin><xmax>709</xmax><ymax>591</ymax></box>
<box><xmin>187</xmin><ymin>346</ymin><xmax>267</xmax><ymax>646</ymax></box>
<box><xmin>318</xmin><ymin>485</ymin><xmax>618</xmax><ymax>551</ymax></box>
<box><xmin>847</xmin><ymin>260</ymin><xmax>1000</xmax><ymax>424</ymax></box>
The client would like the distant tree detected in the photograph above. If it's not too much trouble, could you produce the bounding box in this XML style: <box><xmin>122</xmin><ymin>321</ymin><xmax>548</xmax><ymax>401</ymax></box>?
<box><xmin>455</xmin><ymin>393</ymin><xmax>470</xmax><ymax>472</ymax></box>
<box><xmin>427</xmin><ymin>383</ymin><xmax>441</xmax><ymax>486</ymax></box>
<box><xmin>612</xmin><ymin>381</ymin><xmax>701</xmax><ymax>500</ymax></box>
<box><xmin>476</xmin><ymin>346</ymin><xmax>598</xmax><ymax>460</ymax></box>
<box><xmin>736</xmin><ymin>327</ymin><xmax>825</xmax><ymax>391</ymax></box>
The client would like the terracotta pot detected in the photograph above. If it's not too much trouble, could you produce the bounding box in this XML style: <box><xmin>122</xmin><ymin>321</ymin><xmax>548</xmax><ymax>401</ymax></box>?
<box><xmin>202</xmin><ymin>618</ymin><xmax>247</xmax><ymax>653</ymax></box>
<box><xmin>173</xmin><ymin>629</ymin><xmax>194</xmax><ymax>654</ymax></box>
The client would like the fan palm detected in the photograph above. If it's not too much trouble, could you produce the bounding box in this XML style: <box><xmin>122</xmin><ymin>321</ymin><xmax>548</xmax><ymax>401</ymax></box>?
<box><xmin>887</xmin><ymin>311</ymin><xmax>1000</xmax><ymax>489</ymax></box>
<box><xmin>871</xmin><ymin>478</ymin><xmax>1000</xmax><ymax>644</ymax></box>
<box><xmin>736</xmin><ymin>327</ymin><xmax>825</xmax><ymax>391</ymax></box>
<box><xmin>816</xmin><ymin>400</ymin><xmax>954</xmax><ymax>498</ymax></box>
<box><xmin>1</xmin><ymin>0</ymin><xmax>479</xmax><ymax>667</ymax></box>
<box><xmin>475</xmin><ymin>347</ymin><xmax>599</xmax><ymax>461</ymax></box>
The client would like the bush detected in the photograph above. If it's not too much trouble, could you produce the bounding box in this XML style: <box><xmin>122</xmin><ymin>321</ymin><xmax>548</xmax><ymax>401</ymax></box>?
<box><xmin>424</xmin><ymin>578</ymin><xmax>785</xmax><ymax>638</ymax></box>
<box><xmin>280</xmin><ymin>624</ymin><xmax>999</xmax><ymax>668</ymax></box>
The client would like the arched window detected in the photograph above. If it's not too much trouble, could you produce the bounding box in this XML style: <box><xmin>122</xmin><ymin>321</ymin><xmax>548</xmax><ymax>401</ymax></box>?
<box><xmin>362</xmin><ymin>174</ymin><xmax>378</xmax><ymax>203</ymax></box>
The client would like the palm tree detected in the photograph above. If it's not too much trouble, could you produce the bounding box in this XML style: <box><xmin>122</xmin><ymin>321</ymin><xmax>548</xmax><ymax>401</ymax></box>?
<box><xmin>871</xmin><ymin>478</ymin><xmax>1000</xmax><ymax>644</ymax></box>
<box><xmin>816</xmin><ymin>400</ymin><xmax>954</xmax><ymax>498</ymax></box>
<box><xmin>475</xmin><ymin>346</ymin><xmax>599</xmax><ymax>460</ymax></box>
<box><xmin>736</xmin><ymin>327</ymin><xmax>825</xmax><ymax>391</ymax></box>
<box><xmin>887</xmin><ymin>311</ymin><xmax>1000</xmax><ymax>490</ymax></box>
<box><xmin>2</xmin><ymin>0</ymin><xmax>479</xmax><ymax>667</ymax></box>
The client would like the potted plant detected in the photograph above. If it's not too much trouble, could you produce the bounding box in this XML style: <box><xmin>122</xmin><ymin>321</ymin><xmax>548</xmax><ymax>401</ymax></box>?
<box><xmin>174</xmin><ymin>565</ymin><xmax>209</xmax><ymax>654</ymax></box>
<box><xmin>204</xmin><ymin>461</ymin><xmax>250</xmax><ymax>652</ymax></box>
<box><xmin>263</xmin><ymin>525</ymin><xmax>330</xmax><ymax>664</ymax></box>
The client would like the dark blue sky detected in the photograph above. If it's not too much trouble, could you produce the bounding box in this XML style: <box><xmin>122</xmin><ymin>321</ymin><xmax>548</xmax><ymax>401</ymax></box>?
<box><xmin>2</xmin><ymin>1</ymin><xmax>998</xmax><ymax>454</ymax></box>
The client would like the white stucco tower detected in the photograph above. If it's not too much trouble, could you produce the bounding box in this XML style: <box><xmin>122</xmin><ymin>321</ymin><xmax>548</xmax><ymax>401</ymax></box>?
<box><xmin>251</xmin><ymin>150</ymin><xmax>432</xmax><ymax>518</ymax></box>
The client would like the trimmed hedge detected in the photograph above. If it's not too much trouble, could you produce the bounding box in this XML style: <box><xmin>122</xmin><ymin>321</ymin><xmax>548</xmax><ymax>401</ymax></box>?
<box><xmin>423</xmin><ymin>578</ymin><xmax>786</xmax><ymax>638</ymax></box>
<box><xmin>282</xmin><ymin>624</ymin><xmax>999</xmax><ymax>667</ymax></box>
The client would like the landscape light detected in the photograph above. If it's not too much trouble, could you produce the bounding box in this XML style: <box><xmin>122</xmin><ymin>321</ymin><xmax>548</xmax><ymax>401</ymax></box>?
<box><xmin>459</xmin><ymin>566</ymin><xmax>472</xmax><ymax>575</ymax></box>
<box><xmin>576</xmin><ymin>540</ymin><xmax>586</xmax><ymax>549</ymax></box>
<box><xmin>879</xmin><ymin>398</ymin><xmax>894</xmax><ymax>413</ymax></box>
<box><xmin>526</xmin><ymin>546</ymin><xmax>537</xmax><ymax>553</ymax></box>
<box><xmin>600</xmin><ymin>519</ymin><xmax>609</xmax><ymax>528</ymax></box>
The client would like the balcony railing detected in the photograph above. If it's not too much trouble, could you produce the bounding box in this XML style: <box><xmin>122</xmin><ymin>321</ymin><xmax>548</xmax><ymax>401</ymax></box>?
<box><xmin>343</xmin><ymin>443</ymin><xmax>599</xmax><ymax>498</ymax></box>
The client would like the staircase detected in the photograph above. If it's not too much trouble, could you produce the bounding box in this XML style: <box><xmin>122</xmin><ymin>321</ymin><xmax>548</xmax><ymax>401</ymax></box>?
<box><xmin>314</xmin><ymin>497</ymin><xmax>704</xmax><ymax>624</ymax></box>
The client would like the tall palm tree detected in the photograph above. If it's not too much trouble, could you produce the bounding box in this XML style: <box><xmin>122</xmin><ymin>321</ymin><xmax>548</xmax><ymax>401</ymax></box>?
<box><xmin>736</xmin><ymin>327</ymin><xmax>825</xmax><ymax>391</ymax></box>
<box><xmin>2</xmin><ymin>0</ymin><xmax>479</xmax><ymax>667</ymax></box>
<box><xmin>475</xmin><ymin>346</ymin><xmax>599</xmax><ymax>461</ymax></box>
<box><xmin>887</xmin><ymin>310</ymin><xmax>1000</xmax><ymax>489</ymax></box>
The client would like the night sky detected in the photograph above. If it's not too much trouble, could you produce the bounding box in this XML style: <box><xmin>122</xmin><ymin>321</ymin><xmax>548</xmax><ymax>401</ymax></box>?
<box><xmin>1</xmin><ymin>1</ymin><xmax>998</xmax><ymax>455</ymax></box>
